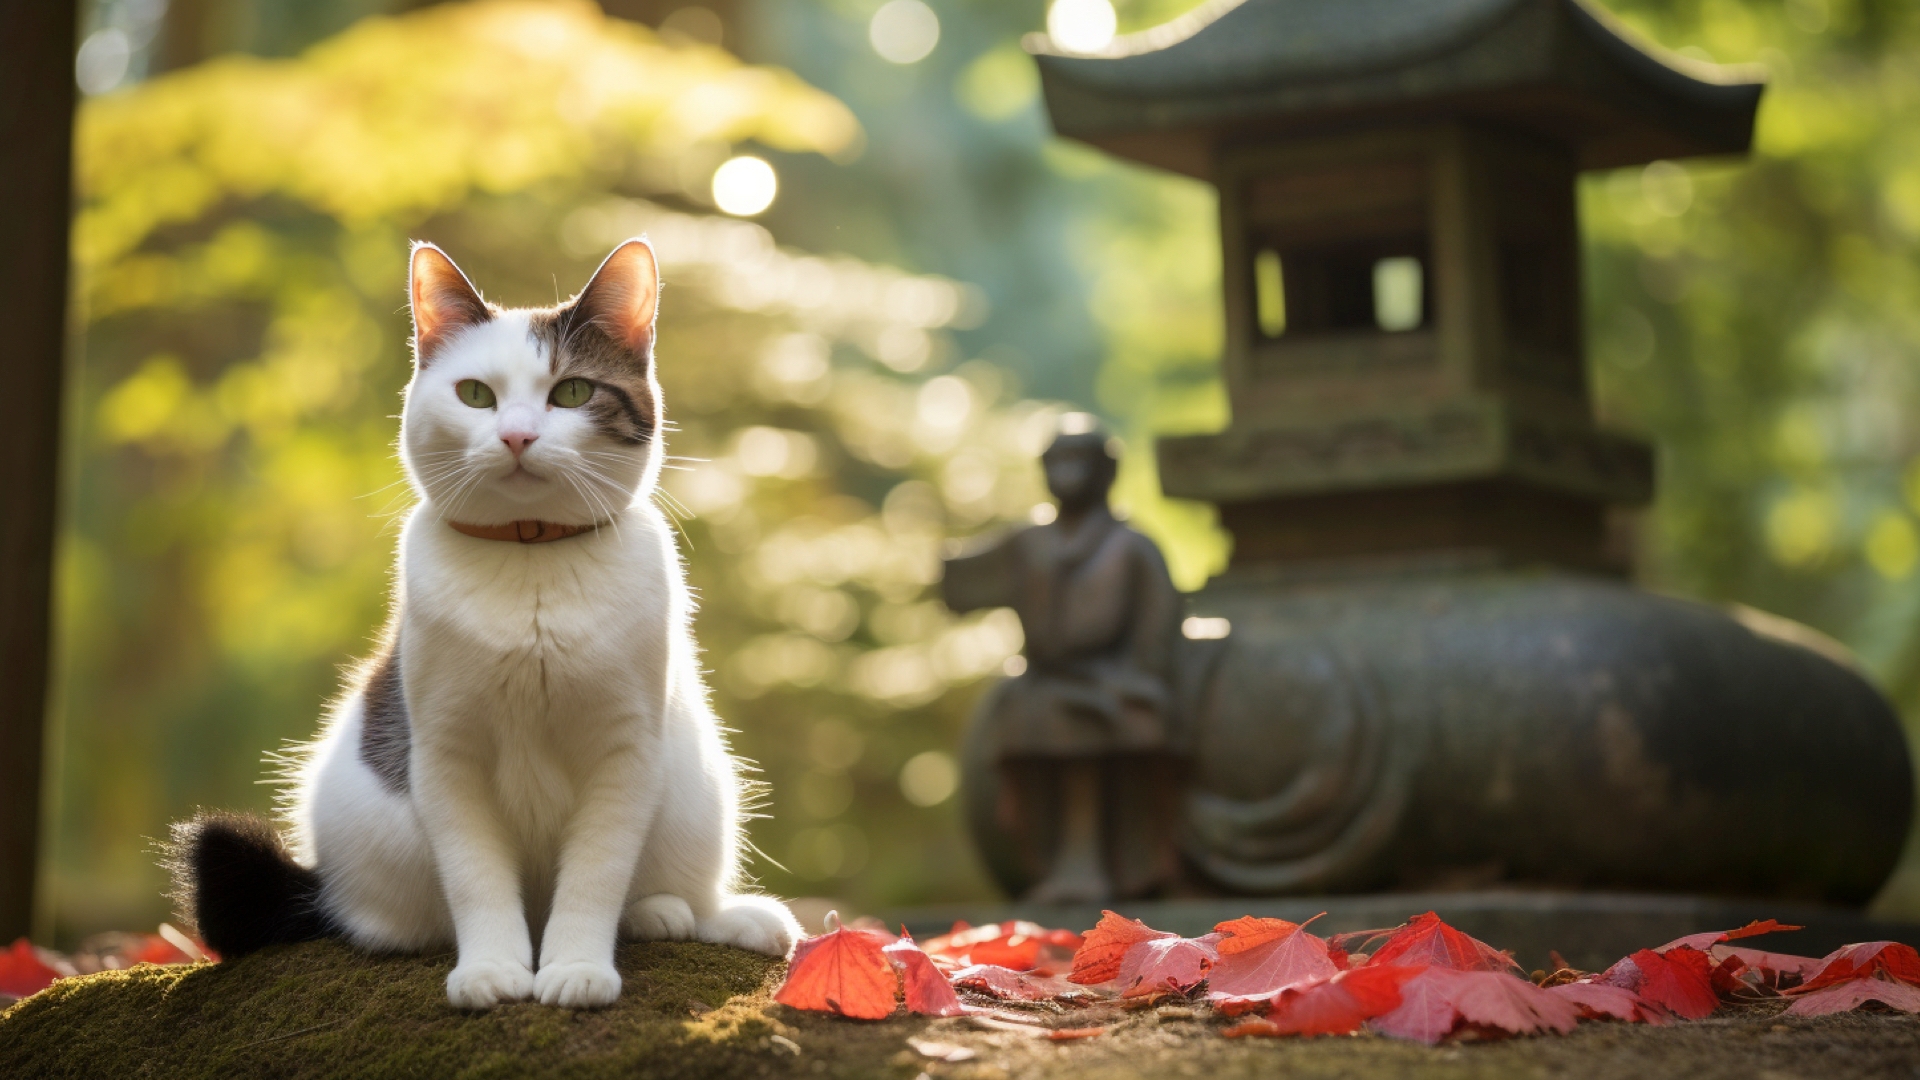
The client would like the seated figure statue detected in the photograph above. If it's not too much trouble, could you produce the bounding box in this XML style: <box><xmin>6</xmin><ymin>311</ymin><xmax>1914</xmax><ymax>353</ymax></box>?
<box><xmin>942</xmin><ymin>416</ymin><xmax>1184</xmax><ymax>902</ymax></box>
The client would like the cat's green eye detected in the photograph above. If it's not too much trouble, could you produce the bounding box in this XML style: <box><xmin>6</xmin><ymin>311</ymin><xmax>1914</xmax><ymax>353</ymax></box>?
<box><xmin>550</xmin><ymin>378</ymin><xmax>595</xmax><ymax>408</ymax></box>
<box><xmin>456</xmin><ymin>379</ymin><xmax>496</xmax><ymax>409</ymax></box>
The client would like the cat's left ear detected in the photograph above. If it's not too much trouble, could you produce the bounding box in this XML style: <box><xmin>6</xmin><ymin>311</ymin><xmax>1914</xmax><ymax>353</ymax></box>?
<box><xmin>573</xmin><ymin>239</ymin><xmax>659</xmax><ymax>358</ymax></box>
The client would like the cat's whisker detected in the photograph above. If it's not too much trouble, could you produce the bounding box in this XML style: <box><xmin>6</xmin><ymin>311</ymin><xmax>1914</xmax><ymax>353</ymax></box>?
<box><xmin>437</xmin><ymin>462</ymin><xmax>491</xmax><ymax>524</ymax></box>
<box><xmin>650</xmin><ymin>490</ymin><xmax>694</xmax><ymax>551</ymax></box>
<box><xmin>556</xmin><ymin>463</ymin><xmax>623</xmax><ymax>543</ymax></box>
<box><xmin>653</xmin><ymin>487</ymin><xmax>694</xmax><ymax>523</ymax></box>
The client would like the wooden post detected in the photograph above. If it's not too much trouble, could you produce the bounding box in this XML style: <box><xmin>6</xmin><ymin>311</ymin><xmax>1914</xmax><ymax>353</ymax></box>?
<box><xmin>0</xmin><ymin>0</ymin><xmax>78</xmax><ymax>942</ymax></box>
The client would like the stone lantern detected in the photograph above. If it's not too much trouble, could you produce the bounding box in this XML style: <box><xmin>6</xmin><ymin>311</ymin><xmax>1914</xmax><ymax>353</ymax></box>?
<box><xmin>1038</xmin><ymin>0</ymin><xmax>1772</xmax><ymax>573</ymax></box>
<box><xmin>954</xmin><ymin>0</ymin><xmax>1914</xmax><ymax>905</ymax></box>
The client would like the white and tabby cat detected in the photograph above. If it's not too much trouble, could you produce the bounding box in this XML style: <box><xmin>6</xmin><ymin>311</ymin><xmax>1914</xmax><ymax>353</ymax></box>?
<box><xmin>171</xmin><ymin>239</ymin><xmax>800</xmax><ymax>1009</ymax></box>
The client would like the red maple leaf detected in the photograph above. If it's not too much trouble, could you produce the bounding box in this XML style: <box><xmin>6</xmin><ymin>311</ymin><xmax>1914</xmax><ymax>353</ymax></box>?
<box><xmin>1220</xmin><ymin>1017</ymin><xmax>1283</xmax><ymax>1038</ymax></box>
<box><xmin>1794</xmin><ymin>942</ymin><xmax>1920</xmax><ymax>993</ymax></box>
<box><xmin>883</xmin><ymin>935</ymin><xmax>964</xmax><ymax>1018</ymax></box>
<box><xmin>0</xmin><ymin>939</ymin><xmax>64</xmax><ymax>999</ymax></box>
<box><xmin>1544</xmin><ymin>981</ymin><xmax>1670</xmax><ymax>1025</ymax></box>
<box><xmin>1365</xmin><ymin>912</ymin><xmax>1517</xmax><ymax>973</ymax></box>
<box><xmin>1655</xmin><ymin>919</ymin><xmax>1802</xmax><ymax>953</ymax></box>
<box><xmin>1716</xmin><ymin>946</ymin><xmax>1823</xmax><ymax>985</ymax></box>
<box><xmin>1708</xmin><ymin>954</ymin><xmax>1750</xmax><ymax>997</ymax></box>
<box><xmin>1043</xmin><ymin>927</ymin><xmax>1087</xmax><ymax>950</ymax></box>
<box><xmin>1206</xmin><ymin>920</ymin><xmax>1340</xmax><ymax>1005</ymax></box>
<box><xmin>1116</xmin><ymin>934</ymin><xmax>1218</xmax><ymax>998</ymax></box>
<box><xmin>126</xmin><ymin>933</ymin><xmax>196</xmax><ymax>967</ymax></box>
<box><xmin>1371</xmin><ymin>967</ymin><xmax>1578</xmax><ymax>1044</ymax></box>
<box><xmin>1068</xmin><ymin>911</ymin><xmax>1172</xmax><ymax>985</ymax></box>
<box><xmin>917</xmin><ymin>920</ymin><xmax>1079</xmax><ymax>976</ymax></box>
<box><xmin>1603</xmin><ymin>948</ymin><xmax>1718</xmax><ymax>1020</ymax></box>
<box><xmin>773</xmin><ymin>927</ymin><xmax>897</xmax><ymax>1020</ymax></box>
<box><xmin>950</xmin><ymin>964</ymin><xmax>1093</xmax><ymax>1003</ymax></box>
<box><xmin>1784</xmin><ymin>975</ymin><xmax>1920</xmax><ymax>1018</ymax></box>
<box><xmin>969</xmin><ymin>935</ymin><xmax>1042</xmax><ymax>972</ymax></box>
<box><xmin>1267</xmin><ymin>965</ymin><xmax>1418</xmax><ymax>1036</ymax></box>
<box><xmin>1213</xmin><ymin>916</ymin><xmax>1306</xmax><ymax>956</ymax></box>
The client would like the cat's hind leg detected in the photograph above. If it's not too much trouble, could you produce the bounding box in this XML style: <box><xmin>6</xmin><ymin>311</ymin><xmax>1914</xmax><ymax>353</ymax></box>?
<box><xmin>624</xmin><ymin>884</ymin><xmax>795</xmax><ymax>956</ymax></box>
<box><xmin>624</xmin><ymin>893</ymin><xmax>697</xmax><ymax>940</ymax></box>
<box><xmin>695</xmin><ymin>893</ymin><xmax>801</xmax><ymax>957</ymax></box>
<box><xmin>624</xmin><ymin>730</ymin><xmax>800</xmax><ymax>958</ymax></box>
<box><xmin>302</xmin><ymin>712</ymin><xmax>456</xmax><ymax>957</ymax></box>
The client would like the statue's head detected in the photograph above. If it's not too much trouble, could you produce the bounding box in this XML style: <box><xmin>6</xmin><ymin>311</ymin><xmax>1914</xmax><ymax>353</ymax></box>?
<box><xmin>1042</xmin><ymin>413</ymin><xmax>1119</xmax><ymax>514</ymax></box>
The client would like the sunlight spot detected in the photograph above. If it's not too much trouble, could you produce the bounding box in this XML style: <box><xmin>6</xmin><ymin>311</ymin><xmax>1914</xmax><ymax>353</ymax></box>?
<box><xmin>1048</xmin><ymin>0</ymin><xmax>1117</xmax><ymax>54</ymax></box>
<box><xmin>711</xmin><ymin>155</ymin><xmax>777</xmax><ymax>216</ymax></box>
<box><xmin>1182</xmin><ymin>616</ymin><xmax>1231</xmax><ymax>641</ymax></box>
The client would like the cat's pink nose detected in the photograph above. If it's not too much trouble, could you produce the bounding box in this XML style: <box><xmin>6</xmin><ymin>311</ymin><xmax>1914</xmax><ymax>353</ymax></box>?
<box><xmin>502</xmin><ymin>432</ymin><xmax>538</xmax><ymax>457</ymax></box>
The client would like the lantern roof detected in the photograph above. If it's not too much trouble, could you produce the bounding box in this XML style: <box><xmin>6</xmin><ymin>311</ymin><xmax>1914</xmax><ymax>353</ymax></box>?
<box><xmin>1029</xmin><ymin>0</ymin><xmax>1764</xmax><ymax>180</ymax></box>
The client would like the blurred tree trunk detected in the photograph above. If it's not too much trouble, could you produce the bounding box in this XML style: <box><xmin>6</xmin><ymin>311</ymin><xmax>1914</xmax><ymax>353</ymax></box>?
<box><xmin>0</xmin><ymin>0</ymin><xmax>78</xmax><ymax>941</ymax></box>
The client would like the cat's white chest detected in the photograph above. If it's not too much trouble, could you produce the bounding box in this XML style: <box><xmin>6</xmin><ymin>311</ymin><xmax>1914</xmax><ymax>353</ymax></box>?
<box><xmin>400</xmin><ymin>514</ymin><xmax>671</xmax><ymax>747</ymax></box>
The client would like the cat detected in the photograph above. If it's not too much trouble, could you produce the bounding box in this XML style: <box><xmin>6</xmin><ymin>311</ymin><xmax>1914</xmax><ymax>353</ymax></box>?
<box><xmin>169</xmin><ymin>238</ymin><xmax>801</xmax><ymax>1009</ymax></box>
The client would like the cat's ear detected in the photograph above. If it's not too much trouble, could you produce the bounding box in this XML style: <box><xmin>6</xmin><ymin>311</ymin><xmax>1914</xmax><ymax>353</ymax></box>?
<box><xmin>573</xmin><ymin>239</ymin><xmax>659</xmax><ymax>358</ymax></box>
<box><xmin>409</xmin><ymin>242</ymin><xmax>492</xmax><ymax>367</ymax></box>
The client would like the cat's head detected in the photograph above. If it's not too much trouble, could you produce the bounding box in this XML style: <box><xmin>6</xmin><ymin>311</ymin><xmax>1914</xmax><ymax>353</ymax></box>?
<box><xmin>400</xmin><ymin>240</ymin><xmax>662</xmax><ymax>526</ymax></box>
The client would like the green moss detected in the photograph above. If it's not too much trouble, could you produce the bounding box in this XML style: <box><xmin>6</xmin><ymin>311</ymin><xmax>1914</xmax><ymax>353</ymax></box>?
<box><xmin>5</xmin><ymin>942</ymin><xmax>1920</xmax><ymax>1080</ymax></box>
<box><xmin>0</xmin><ymin>941</ymin><xmax>812</xmax><ymax>1080</ymax></box>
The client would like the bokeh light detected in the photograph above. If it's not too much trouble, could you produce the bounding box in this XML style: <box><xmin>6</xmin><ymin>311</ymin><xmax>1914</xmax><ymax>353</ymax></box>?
<box><xmin>899</xmin><ymin>750</ymin><xmax>959</xmax><ymax>807</ymax></box>
<box><xmin>1047</xmin><ymin>0</ymin><xmax>1117</xmax><ymax>55</ymax></box>
<box><xmin>711</xmin><ymin>155</ymin><xmax>777</xmax><ymax>216</ymax></box>
<box><xmin>869</xmin><ymin>0</ymin><xmax>940</xmax><ymax>65</ymax></box>
<box><xmin>75</xmin><ymin>28</ymin><xmax>132</xmax><ymax>95</ymax></box>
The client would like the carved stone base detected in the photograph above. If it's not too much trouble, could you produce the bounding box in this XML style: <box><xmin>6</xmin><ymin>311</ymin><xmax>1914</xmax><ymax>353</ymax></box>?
<box><xmin>962</xmin><ymin>569</ymin><xmax>1913</xmax><ymax>905</ymax></box>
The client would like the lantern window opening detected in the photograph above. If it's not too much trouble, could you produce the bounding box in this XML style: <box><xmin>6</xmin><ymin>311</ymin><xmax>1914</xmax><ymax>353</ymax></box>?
<box><xmin>1249</xmin><ymin>240</ymin><xmax>1430</xmax><ymax>343</ymax></box>
<box><xmin>1372</xmin><ymin>256</ymin><xmax>1423</xmax><ymax>333</ymax></box>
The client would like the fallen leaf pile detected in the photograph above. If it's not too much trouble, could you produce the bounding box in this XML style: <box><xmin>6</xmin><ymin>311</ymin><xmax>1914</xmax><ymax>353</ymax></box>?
<box><xmin>773</xmin><ymin>910</ymin><xmax>1920</xmax><ymax>1044</ymax></box>
<box><xmin>0</xmin><ymin>925</ymin><xmax>213</xmax><ymax>1004</ymax></box>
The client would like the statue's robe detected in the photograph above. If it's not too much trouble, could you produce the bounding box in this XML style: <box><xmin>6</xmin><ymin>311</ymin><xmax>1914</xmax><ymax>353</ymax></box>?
<box><xmin>943</xmin><ymin>508</ymin><xmax>1182</xmax><ymax>758</ymax></box>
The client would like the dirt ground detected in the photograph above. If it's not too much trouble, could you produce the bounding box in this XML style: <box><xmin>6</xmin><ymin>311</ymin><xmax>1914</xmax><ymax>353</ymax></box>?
<box><xmin>2</xmin><ymin>940</ymin><xmax>1917</xmax><ymax>1079</ymax></box>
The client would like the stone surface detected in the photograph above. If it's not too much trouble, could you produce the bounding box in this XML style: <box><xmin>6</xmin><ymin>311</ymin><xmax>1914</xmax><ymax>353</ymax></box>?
<box><xmin>1158</xmin><ymin>397</ymin><xmax>1655</xmax><ymax>511</ymax></box>
<box><xmin>963</xmin><ymin>570</ymin><xmax>1914</xmax><ymax>904</ymax></box>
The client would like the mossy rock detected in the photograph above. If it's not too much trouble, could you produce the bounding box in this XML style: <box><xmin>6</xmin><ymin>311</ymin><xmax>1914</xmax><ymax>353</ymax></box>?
<box><xmin>0</xmin><ymin>940</ymin><xmax>822</xmax><ymax>1080</ymax></box>
<box><xmin>6</xmin><ymin>940</ymin><xmax>1920</xmax><ymax>1079</ymax></box>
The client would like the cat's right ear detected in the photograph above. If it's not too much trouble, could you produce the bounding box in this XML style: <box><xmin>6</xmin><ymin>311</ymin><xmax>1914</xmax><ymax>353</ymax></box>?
<box><xmin>409</xmin><ymin>242</ymin><xmax>492</xmax><ymax>367</ymax></box>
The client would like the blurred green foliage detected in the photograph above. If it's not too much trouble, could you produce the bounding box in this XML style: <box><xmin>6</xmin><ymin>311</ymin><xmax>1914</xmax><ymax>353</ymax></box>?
<box><xmin>52</xmin><ymin>0</ymin><xmax>1061</xmax><ymax>939</ymax></box>
<box><xmin>45</xmin><ymin>0</ymin><xmax>1920</xmax><ymax>939</ymax></box>
<box><xmin>1575</xmin><ymin>0</ymin><xmax>1920</xmax><ymax>911</ymax></box>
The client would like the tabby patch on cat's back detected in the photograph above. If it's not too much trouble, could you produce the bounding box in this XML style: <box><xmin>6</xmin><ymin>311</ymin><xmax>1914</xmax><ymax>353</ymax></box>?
<box><xmin>169</xmin><ymin>238</ymin><xmax>803</xmax><ymax>1011</ymax></box>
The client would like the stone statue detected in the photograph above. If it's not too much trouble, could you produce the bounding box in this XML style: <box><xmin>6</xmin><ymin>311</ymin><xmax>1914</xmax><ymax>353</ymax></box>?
<box><xmin>941</xmin><ymin>417</ymin><xmax>1184</xmax><ymax>902</ymax></box>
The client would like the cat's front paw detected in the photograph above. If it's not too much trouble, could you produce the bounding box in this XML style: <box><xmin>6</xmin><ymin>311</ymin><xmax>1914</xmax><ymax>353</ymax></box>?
<box><xmin>447</xmin><ymin>958</ymin><xmax>535</xmax><ymax>1009</ymax></box>
<box><xmin>535</xmin><ymin>960</ymin><xmax>622</xmax><ymax>1008</ymax></box>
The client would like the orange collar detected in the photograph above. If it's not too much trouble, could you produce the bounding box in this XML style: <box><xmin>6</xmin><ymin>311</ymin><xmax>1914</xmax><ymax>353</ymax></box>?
<box><xmin>447</xmin><ymin>519</ymin><xmax>602</xmax><ymax>544</ymax></box>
